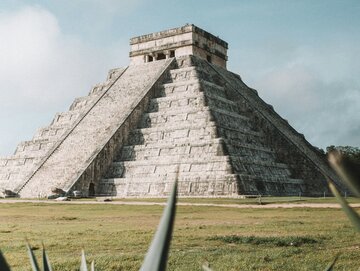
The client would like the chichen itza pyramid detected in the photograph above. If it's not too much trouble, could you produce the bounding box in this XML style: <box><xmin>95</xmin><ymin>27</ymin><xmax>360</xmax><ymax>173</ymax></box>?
<box><xmin>0</xmin><ymin>24</ymin><xmax>342</xmax><ymax>198</ymax></box>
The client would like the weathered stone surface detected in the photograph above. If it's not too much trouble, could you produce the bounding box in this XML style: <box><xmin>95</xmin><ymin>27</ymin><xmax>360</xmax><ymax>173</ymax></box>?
<box><xmin>0</xmin><ymin>24</ymin><xmax>341</xmax><ymax>198</ymax></box>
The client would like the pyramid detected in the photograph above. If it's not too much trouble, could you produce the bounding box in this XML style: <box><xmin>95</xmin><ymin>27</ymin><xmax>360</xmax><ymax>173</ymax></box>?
<box><xmin>0</xmin><ymin>24</ymin><xmax>342</xmax><ymax>198</ymax></box>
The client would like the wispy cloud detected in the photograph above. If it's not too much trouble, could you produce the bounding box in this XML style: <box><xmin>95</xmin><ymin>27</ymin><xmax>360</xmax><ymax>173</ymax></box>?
<box><xmin>0</xmin><ymin>6</ymin><xmax>128</xmax><ymax>155</ymax></box>
<box><xmin>250</xmin><ymin>46</ymin><xmax>360</xmax><ymax>149</ymax></box>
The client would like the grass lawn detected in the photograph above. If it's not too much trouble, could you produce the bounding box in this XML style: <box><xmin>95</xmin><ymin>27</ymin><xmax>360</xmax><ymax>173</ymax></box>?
<box><xmin>0</xmin><ymin>200</ymin><xmax>359</xmax><ymax>270</ymax></box>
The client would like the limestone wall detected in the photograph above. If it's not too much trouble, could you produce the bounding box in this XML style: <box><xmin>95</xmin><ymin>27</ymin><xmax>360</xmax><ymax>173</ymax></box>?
<box><xmin>0</xmin><ymin>67</ymin><xmax>126</xmax><ymax>197</ymax></box>
<box><xmin>18</xmin><ymin>59</ymin><xmax>173</xmax><ymax>198</ymax></box>
<box><xmin>207</xmin><ymin>58</ymin><xmax>343</xmax><ymax>194</ymax></box>
<box><xmin>130</xmin><ymin>24</ymin><xmax>227</xmax><ymax>68</ymax></box>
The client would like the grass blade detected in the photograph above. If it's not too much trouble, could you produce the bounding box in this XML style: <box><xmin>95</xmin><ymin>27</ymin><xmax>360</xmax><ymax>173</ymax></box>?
<box><xmin>0</xmin><ymin>250</ymin><xmax>11</xmax><ymax>271</ymax></box>
<box><xmin>324</xmin><ymin>255</ymin><xmax>338</xmax><ymax>271</ymax></box>
<box><xmin>139</xmin><ymin>178</ymin><xmax>178</xmax><ymax>271</ymax></box>
<box><xmin>42</xmin><ymin>246</ymin><xmax>52</xmax><ymax>271</ymax></box>
<box><xmin>91</xmin><ymin>260</ymin><xmax>95</xmax><ymax>271</ymax></box>
<box><xmin>329</xmin><ymin>181</ymin><xmax>360</xmax><ymax>231</ymax></box>
<box><xmin>27</xmin><ymin>243</ymin><xmax>40</xmax><ymax>271</ymax></box>
<box><xmin>328</xmin><ymin>151</ymin><xmax>360</xmax><ymax>197</ymax></box>
<box><xmin>80</xmin><ymin>250</ymin><xmax>88</xmax><ymax>271</ymax></box>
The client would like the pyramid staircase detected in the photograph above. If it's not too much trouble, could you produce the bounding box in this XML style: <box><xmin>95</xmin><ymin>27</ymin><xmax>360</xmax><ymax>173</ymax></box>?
<box><xmin>98</xmin><ymin>56</ymin><xmax>308</xmax><ymax>197</ymax></box>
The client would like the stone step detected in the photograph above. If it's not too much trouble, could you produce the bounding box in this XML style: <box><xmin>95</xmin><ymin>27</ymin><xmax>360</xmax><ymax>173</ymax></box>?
<box><xmin>118</xmin><ymin>138</ymin><xmax>224</xmax><ymax>161</ymax></box>
<box><xmin>238</xmin><ymin>173</ymin><xmax>303</xmax><ymax>183</ymax></box>
<box><xmin>106</xmin><ymin>156</ymin><xmax>232</xmax><ymax>178</ymax></box>
<box><xmin>103</xmin><ymin>171</ymin><xmax>237</xmax><ymax>184</ymax></box>
<box><xmin>0</xmin><ymin>156</ymin><xmax>39</xmax><ymax>168</ymax></box>
<box><xmin>128</xmin><ymin>122</ymin><xmax>219</xmax><ymax>145</ymax></box>
<box><xmin>156</xmin><ymin>79</ymin><xmax>201</xmax><ymax>97</ymax></box>
<box><xmin>69</xmin><ymin>96</ymin><xmax>96</xmax><ymax>111</ymax></box>
<box><xmin>99</xmin><ymin>173</ymin><xmax>238</xmax><ymax>197</ymax></box>
<box><xmin>106</xmin><ymin>67</ymin><xmax>125</xmax><ymax>81</ymax></box>
<box><xmin>33</xmin><ymin>125</ymin><xmax>70</xmax><ymax>141</ymax></box>
<box><xmin>88</xmin><ymin>68</ymin><xmax>125</xmax><ymax>96</ymax></box>
<box><xmin>168</xmin><ymin>66</ymin><xmax>199</xmax><ymax>82</ymax></box>
<box><xmin>237</xmin><ymin>173</ymin><xmax>305</xmax><ymax>195</ymax></box>
<box><xmin>118</xmin><ymin>147</ymin><xmax>222</xmax><ymax>163</ymax></box>
<box><xmin>89</xmin><ymin>82</ymin><xmax>109</xmax><ymax>96</ymax></box>
<box><xmin>0</xmin><ymin>169</ymin><xmax>33</xmax><ymax>181</ymax></box>
<box><xmin>139</xmin><ymin>107</ymin><xmax>213</xmax><ymax>129</ymax></box>
<box><xmin>217</xmin><ymin>125</ymin><xmax>264</xmax><ymax>144</ymax></box>
<box><xmin>205</xmin><ymin>91</ymin><xmax>250</xmax><ymax>115</ymax></box>
<box><xmin>211</xmin><ymin>107</ymin><xmax>250</xmax><ymax>125</ymax></box>
<box><xmin>224</xmin><ymin>139</ymin><xmax>274</xmax><ymax>154</ymax></box>
<box><xmin>88</xmin><ymin>67</ymin><xmax>141</xmax><ymax>96</ymax></box>
<box><xmin>140</xmin><ymin>105</ymin><xmax>251</xmax><ymax>132</ymax></box>
<box><xmin>230</xmin><ymin>155</ymin><xmax>291</xmax><ymax>176</ymax></box>
<box><xmin>51</xmin><ymin>111</ymin><xmax>81</xmax><ymax>126</ymax></box>
<box><xmin>157</xmin><ymin>79</ymin><xmax>225</xmax><ymax>99</ymax></box>
<box><xmin>0</xmin><ymin>175</ymin><xmax>30</xmax><ymax>192</ymax></box>
<box><xmin>14</xmin><ymin>139</ymin><xmax>54</xmax><ymax>155</ymax></box>
<box><xmin>147</xmin><ymin>92</ymin><xmax>206</xmax><ymax>113</ymax></box>
<box><xmin>224</xmin><ymin>140</ymin><xmax>276</xmax><ymax>161</ymax></box>
<box><xmin>201</xmin><ymin>80</ymin><xmax>228</xmax><ymax>99</ymax></box>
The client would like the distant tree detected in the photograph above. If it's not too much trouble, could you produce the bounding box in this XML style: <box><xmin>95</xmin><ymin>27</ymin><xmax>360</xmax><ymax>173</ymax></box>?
<box><xmin>326</xmin><ymin>145</ymin><xmax>360</xmax><ymax>164</ymax></box>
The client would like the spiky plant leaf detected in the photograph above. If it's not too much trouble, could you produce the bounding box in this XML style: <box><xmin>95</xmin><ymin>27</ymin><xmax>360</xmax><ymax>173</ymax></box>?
<box><xmin>80</xmin><ymin>250</ymin><xmax>88</xmax><ymax>271</ymax></box>
<box><xmin>324</xmin><ymin>255</ymin><xmax>338</xmax><ymax>271</ymax></box>
<box><xmin>139</xmin><ymin>178</ymin><xmax>178</xmax><ymax>271</ymax></box>
<box><xmin>328</xmin><ymin>151</ymin><xmax>360</xmax><ymax>197</ymax></box>
<box><xmin>329</xmin><ymin>181</ymin><xmax>360</xmax><ymax>231</ymax></box>
<box><xmin>202</xmin><ymin>263</ymin><xmax>213</xmax><ymax>271</ymax></box>
<box><xmin>91</xmin><ymin>260</ymin><xmax>95</xmax><ymax>271</ymax></box>
<box><xmin>42</xmin><ymin>247</ymin><xmax>52</xmax><ymax>271</ymax></box>
<box><xmin>0</xmin><ymin>250</ymin><xmax>11</xmax><ymax>271</ymax></box>
<box><xmin>27</xmin><ymin>243</ymin><xmax>40</xmax><ymax>271</ymax></box>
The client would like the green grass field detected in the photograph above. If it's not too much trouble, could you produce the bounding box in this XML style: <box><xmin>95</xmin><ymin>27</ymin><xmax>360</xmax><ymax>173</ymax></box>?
<box><xmin>0</xmin><ymin>200</ymin><xmax>359</xmax><ymax>270</ymax></box>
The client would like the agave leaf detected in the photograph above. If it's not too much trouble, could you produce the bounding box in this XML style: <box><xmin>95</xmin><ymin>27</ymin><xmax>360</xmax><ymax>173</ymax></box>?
<box><xmin>324</xmin><ymin>255</ymin><xmax>338</xmax><ymax>271</ymax></box>
<box><xmin>27</xmin><ymin>243</ymin><xmax>41</xmax><ymax>271</ymax></box>
<box><xmin>328</xmin><ymin>151</ymin><xmax>360</xmax><ymax>197</ymax></box>
<box><xmin>42</xmin><ymin>246</ymin><xmax>52</xmax><ymax>271</ymax></box>
<box><xmin>0</xmin><ymin>250</ymin><xmax>11</xmax><ymax>271</ymax></box>
<box><xmin>202</xmin><ymin>263</ymin><xmax>213</xmax><ymax>271</ymax></box>
<box><xmin>80</xmin><ymin>250</ymin><xmax>88</xmax><ymax>271</ymax></box>
<box><xmin>139</xmin><ymin>177</ymin><xmax>178</xmax><ymax>271</ymax></box>
<box><xmin>91</xmin><ymin>260</ymin><xmax>95</xmax><ymax>271</ymax></box>
<box><xmin>329</xmin><ymin>181</ymin><xmax>360</xmax><ymax>232</ymax></box>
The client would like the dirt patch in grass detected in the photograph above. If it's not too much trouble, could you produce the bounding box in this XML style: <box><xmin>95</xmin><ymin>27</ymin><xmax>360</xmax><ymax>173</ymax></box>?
<box><xmin>54</xmin><ymin>216</ymin><xmax>78</xmax><ymax>221</ymax></box>
<box><xmin>209</xmin><ymin>235</ymin><xmax>319</xmax><ymax>247</ymax></box>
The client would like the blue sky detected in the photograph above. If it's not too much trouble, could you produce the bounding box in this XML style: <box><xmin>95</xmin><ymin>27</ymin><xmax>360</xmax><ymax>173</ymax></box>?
<box><xmin>0</xmin><ymin>0</ymin><xmax>359</xmax><ymax>155</ymax></box>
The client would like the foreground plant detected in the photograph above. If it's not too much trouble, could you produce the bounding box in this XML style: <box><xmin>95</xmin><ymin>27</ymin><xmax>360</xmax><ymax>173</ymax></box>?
<box><xmin>0</xmin><ymin>180</ymin><xmax>178</xmax><ymax>271</ymax></box>
<box><xmin>25</xmin><ymin>244</ymin><xmax>94</xmax><ymax>271</ymax></box>
<box><xmin>140</xmin><ymin>179</ymin><xmax>177</xmax><ymax>271</ymax></box>
<box><xmin>327</xmin><ymin>150</ymin><xmax>360</xmax><ymax>232</ymax></box>
<box><xmin>0</xmin><ymin>157</ymin><xmax>358</xmax><ymax>270</ymax></box>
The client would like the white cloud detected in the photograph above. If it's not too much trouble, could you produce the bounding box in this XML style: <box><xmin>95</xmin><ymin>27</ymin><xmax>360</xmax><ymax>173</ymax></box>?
<box><xmin>0</xmin><ymin>6</ymin><xmax>128</xmax><ymax>155</ymax></box>
<box><xmin>253</xmin><ymin>62</ymin><xmax>360</xmax><ymax>149</ymax></box>
<box><xmin>230</xmin><ymin>36</ymin><xmax>360</xmax><ymax>150</ymax></box>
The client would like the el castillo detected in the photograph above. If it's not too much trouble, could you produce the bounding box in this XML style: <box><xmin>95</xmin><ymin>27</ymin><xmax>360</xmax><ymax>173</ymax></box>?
<box><xmin>0</xmin><ymin>24</ymin><xmax>343</xmax><ymax>199</ymax></box>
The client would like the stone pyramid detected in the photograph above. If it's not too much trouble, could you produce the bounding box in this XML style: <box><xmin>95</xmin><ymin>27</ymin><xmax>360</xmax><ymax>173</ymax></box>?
<box><xmin>0</xmin><ymin>24</ymin><xmax>341</xmax><ymax>198</ymax></box>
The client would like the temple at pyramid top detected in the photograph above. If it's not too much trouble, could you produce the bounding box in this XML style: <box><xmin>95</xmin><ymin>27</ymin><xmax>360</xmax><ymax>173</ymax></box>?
<box><xmin>129</xmin><ymin>24</ymin><xmax>228</xmax><ymax>68</ymax></box>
